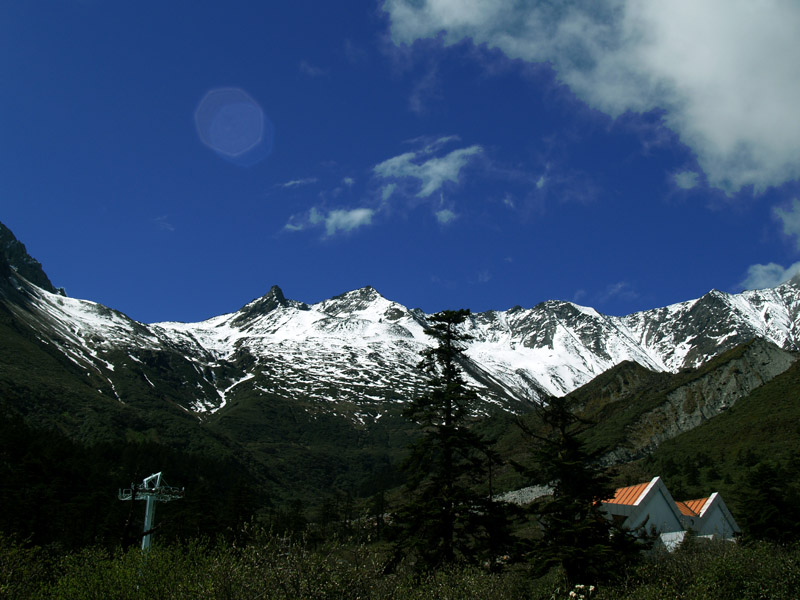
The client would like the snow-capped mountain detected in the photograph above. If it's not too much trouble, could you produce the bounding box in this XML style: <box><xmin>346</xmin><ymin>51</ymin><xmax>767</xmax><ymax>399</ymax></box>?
<box><xmin>4</xmin><ymin>227</ymin><xmax>800</xmax><ymax>422</ymax></box>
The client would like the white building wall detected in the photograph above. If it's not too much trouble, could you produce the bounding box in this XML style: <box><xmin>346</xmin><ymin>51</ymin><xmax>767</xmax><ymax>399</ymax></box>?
<box><xmin>630</xmin><ymin>488</ymin><xmax>684</xmax><ymax>534</ymax></box>
<box><xmin>697</xmin><ymin>506</ymin><xmax>736</xmax><ymax>539</ymax></box>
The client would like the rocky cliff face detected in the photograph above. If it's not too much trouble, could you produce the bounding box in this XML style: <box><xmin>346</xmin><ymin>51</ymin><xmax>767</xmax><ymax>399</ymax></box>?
<box><xmin>0</xmin><ymin>222</ymin><xmax>63</xmax><ymax>295</ymax></box>
<box><xmin>598</xmin><ymin>339</ymin><xmax>798</xmax><ymax>464</ymax></box>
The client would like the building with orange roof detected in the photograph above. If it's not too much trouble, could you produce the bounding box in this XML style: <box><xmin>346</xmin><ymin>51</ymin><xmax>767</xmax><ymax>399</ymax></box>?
<box><xmin>600</xmin><ymin>476</ymin><xmax>686</xmax><ymax>549</ymax></box>
<box><xmin>599</xmin><ymin>476</ymin><xmax>740</xmax><ymax>550</ymax></box>
<box><xmin>675</xmin><ymin>492</ymin><xmax>740</xmax><ymax>539</ymax></box>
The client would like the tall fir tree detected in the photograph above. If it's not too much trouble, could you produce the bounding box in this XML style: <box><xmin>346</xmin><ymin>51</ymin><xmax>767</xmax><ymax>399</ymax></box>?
<box><xmin>389</xmin><ymin>309</ymin><xmax>513</xmax><ymax>571</ymax></box>
<box><xmin>516</xmin><ymin>396</ymin><xmax>646</xmax><ymax>585</ymax></box>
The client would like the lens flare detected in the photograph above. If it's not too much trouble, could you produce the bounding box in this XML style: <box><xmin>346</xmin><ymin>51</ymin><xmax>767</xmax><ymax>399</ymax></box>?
<box><xmin>194</xmin><ymin>88</ymin><xmax>274</xmax><ymax>166</ymax></box>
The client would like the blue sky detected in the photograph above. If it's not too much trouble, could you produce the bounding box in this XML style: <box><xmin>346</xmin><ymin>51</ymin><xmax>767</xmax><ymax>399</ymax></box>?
<box><xmin>2</xmin><ymin>1</ymin><xmax>800</xmax><ymax>324</ymax></box>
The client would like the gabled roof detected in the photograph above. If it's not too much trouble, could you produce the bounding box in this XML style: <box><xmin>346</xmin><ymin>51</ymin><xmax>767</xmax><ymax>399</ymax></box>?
<box><xmin>676</xmin><ymin>492</ymin><xmax>741</xmax><ymax>536</ymax></box>
<box><xmin>604</xmin><ymin>481</ymin><xmax>651</xmax><ymax>506</ymax></box>
<box><xmin>601</xmin><ymin>476</ymin><xmax>685</xmax><ymax>535</ymax></box>
<box><xmin>676</xmin><ymin>497</ymin><xmax>709</xmax><ymax>517</ymax></box>
<box><xmin>601</xmin><ymin>477</ymin><xmax>740</xmax><ymax>546</ymax></box>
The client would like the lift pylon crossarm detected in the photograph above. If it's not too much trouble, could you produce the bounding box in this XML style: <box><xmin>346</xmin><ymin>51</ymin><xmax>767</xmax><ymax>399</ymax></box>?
<box><xmin>118</xmin><ymin>472</ymin><xmax>185</xmax><ymax>502</ymax></box>
<box><xmin>117</xmin><ymin>471</ymin><xmax>184</xmax><ymax>550</ymax></box>
<box><xmin>117</xmin><ymin>486</ymin><xmax>184</xmax><ymax>501</ymax></box>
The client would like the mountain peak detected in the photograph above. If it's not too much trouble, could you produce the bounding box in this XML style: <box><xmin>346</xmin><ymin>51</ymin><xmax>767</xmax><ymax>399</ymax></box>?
<box><xmin>315</xmin><ymin>285</ymin><xmax>391</xmax><ymax>318</ymax></box>
<box><xmin>0</xmin><ymin>221</ymin><xmax>63</xmax><ymax>295</ymax></box>
<box><xmin>265</xmin><ymin>284</ymin><xmax>286</xmax><ymax>303</ymax></box>
<box><xmin>231</xmin><ymin>285</ymin><xmax>292</xmax><ymax>327</ymax></box>
<box><xmin>352</xmin><ymin>285</ymin><xmax>382</xmax><ymax>300</ymax></box>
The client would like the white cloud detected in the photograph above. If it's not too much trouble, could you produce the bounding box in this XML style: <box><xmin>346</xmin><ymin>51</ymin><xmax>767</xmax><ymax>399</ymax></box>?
<box><xmin>435</xmin><ymin>208</ymin><xmax>457</xmax><ymax>224</ymax></box>
<box><xmin>279</xmin><ymin>177</ymin><xmax>318</xmax><ymax>188</ymax></box>
<box><xmin>284</xmin><ymin>206</ymin><xmax>373</xmax><ymax>236</ymax></box>
<box><xmin>343</xmin><ymin>177</ymin><xmax>355</xmax><ymax>186</ymax></box>
<box><xmin>283</xmin><ymin>221</ymin><xmax>305</xmax><ymax>232</ymax></box>
<box><xmin>309</xmin><ymin>207</ymin><xmax>324</xmax><ymax>225</ymax></box>
<box><xmin>374</xmin><ymin>140</ymin><xmax>483</xmax><ymax>197</ymax></box>
<box><xmin>409</xmin><ymin>63</ymin><xmax>442</xmax><ymax>114</ymax></box>
<box><xmin>324</xmin><ymin>208</ymin><xmax>374</xmax><ymax>236</ymax></box>
<box><xmin>381</xmin><ymin>183</ymin><xmax>397</xmax><ymax>203</ymax></box>
<box><xmin>598</xmin><ymin>281</ymin><xmax>638</xmax><ymax>303</ymax></box>
<box><xmin>774</xmin><ymin>199</ymin><xmax>800</xmax><ymax>249</ymax></box>
<box><xmin>673</xmin><ymin>170</ymin><xmax>699</xmax><ymax>190</ymax></box>
<box><xmin>283</xmin><ymin>207</ymin><xmax>318</xmax><ymax>232</ymax></box>
<box><xmin>536</xmin><ymin>175</ymin><xmax>546</xmax><ymax>190</ymax></box>
<box><xmin>299</xmin><ymin>60</ymin><xmax>326</xmax><ymax>77</ymax></box>
<box><xmin>741</xmin><ymin>261</ymin><xmax>800</xmax><ymax>290</ymax></box>
<box><xmin>417</xmin><ymin>135</ymin><xmax>461</xmax><ymax>151</ymax></box>
<box><xmin>384</xmin><ymin>0</ymin><xmax>800</xmax><ymax>194</ymax></box>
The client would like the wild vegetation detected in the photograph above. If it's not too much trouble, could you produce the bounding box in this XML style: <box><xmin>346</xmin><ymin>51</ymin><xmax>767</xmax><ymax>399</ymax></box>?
<box><xmin>2</xmin><ymin>530</ymin><xmax>799</xmax><ymax>600</ymax></box>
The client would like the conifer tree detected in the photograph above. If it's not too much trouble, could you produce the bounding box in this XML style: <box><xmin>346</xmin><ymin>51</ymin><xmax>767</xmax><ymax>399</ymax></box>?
<box><xmin>737</xmin><ymin>460</ymin><xmax>800</xmax><ymax>543</ymax></box>
<box><xmin>516</xmin><ymin>396</ymin><xmax>645</xmax><ymax>585</ymax></box>
<box><xmin>389</xmin><ymin>309</ymin><xmax>509</xmax><ymax>570</ymax></box>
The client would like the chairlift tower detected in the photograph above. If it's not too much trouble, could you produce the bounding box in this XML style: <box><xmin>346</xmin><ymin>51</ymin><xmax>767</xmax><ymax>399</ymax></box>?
<box><xmin>118</xmin><ymin>472</ymin><xmax>184</xmax><ymax>550</ymax></box>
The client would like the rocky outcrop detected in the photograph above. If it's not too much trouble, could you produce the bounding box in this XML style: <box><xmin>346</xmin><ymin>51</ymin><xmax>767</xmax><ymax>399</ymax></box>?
<box><xmin>602</xmin><ymin>339</ymin><xmax>797</xmax><ymax>464</ymax></box>
<box><xmin>0</xmin><ymin>221</ymin><xmax>63</xmax><ymax>295</ymax></box>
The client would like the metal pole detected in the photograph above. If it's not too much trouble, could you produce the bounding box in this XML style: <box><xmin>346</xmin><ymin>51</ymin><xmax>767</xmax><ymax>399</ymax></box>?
<box><xmin>142</xmin><ymin>495</ymin><xmax>157</xmax><ymax>551</ymax></box>
<box><xmin>118</xmin><ymin>471</ymin><xmax>184</xmax><ymax>552</ymax></box>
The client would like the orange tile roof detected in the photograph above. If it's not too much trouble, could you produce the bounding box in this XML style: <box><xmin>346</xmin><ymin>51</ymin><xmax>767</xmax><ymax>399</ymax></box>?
<box><xmin>676</xmin><ymin>498</ymin><xmax>708</xmax><ymax>517</ymax></box>
<box><xmin>604</xmin><ymin>481</ymin><xmax>650</xmax><ymax>505</ymax></box>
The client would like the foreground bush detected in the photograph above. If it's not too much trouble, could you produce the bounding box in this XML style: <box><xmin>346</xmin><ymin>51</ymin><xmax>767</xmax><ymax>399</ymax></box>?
<box><xmin>2</xmin><ymin>531</ymin><xmax>799</xmax><ymax>599</ymax></box>
<box><xmin>603</xmin><ymin>538</ymin><xmax>800</xmax><ymax>600</ymax></box>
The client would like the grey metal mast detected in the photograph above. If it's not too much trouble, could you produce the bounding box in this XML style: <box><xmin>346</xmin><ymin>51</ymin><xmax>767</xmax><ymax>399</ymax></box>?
<box><xmin>119</xmin><ymin>472</ymin><xmax>184</xmax><ymax>550</ymax></box>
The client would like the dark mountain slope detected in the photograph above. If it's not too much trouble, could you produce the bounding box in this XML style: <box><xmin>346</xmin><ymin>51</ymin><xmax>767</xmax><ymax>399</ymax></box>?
<box><xmin>0</xmin><ymin>221</ymin><xmax>61</xmax><ymax>295</ymax></box>
<box><xmin>644</xmin><ymin>357</ymin><xmax>800</xmax><ymax>496</ymax></box>
<box><xmin>490</xmin><ymin>339</ymin><xmax>798</xmax><ymax>494</ymax></box>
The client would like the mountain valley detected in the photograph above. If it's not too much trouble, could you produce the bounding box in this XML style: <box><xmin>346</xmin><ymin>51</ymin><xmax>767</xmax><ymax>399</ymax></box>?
<box><xmin>2</xmin><ymin>219</ymin><xmax>799</xmax><ymax>538</ymax></box>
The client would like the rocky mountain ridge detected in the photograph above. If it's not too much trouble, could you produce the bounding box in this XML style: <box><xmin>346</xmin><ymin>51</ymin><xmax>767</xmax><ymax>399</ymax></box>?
<box><xmin>3</xmin><ymin>220</ymin><xmax>800</xmax><ymax>423</ymax></box>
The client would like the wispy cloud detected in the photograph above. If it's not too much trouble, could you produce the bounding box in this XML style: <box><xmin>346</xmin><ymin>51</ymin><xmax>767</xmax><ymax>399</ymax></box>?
<box><xmin>384</xmin><ymin>0</ymin><xmax>800</xmax><ymax>194</ymax></box>
<box><xmin>673</xmin><ymin>170</ymin><xmax>700</xmax><ymax>190</ymax></box>
<box><xmin>374</xmin><ymin>138</ymin><xmax>483</xmax><ymax>197</ymax></box>
<box><xmin>283</xmin><ymin>137</ymin><xmax>482</xmax><ymax>236</ymax></box>
<box><xmin>435</xmin><ymin>208</ymin><xmax>457</xmax><ymax>225</ymax></box>
<box><xmin>741</xmin><ymin>261</ymin><xmax>800</xmax><ymax>290</ymax></box>
<box><xmin>774</xmin><ymin>199</ymin><xmax>800</xmax><ymax>249</ymax></box>
<box><xmin>278</xmin><ymin>177</ymin><xmax>318</xmax><ymax>189</ymax></box>
<box><xmin>153</xmin><ymin>215</ymin><xmax>175</xmax><ymax>232</ymax></box>
<box><xmin>409</xmin><ymin>63</ymin><xmax>442</xmax><ymax>114</ymax></box>
<box><xmin>324</xmin><ymin>208</ymin><xmax>374</xmax><ymax>236</ymax></box>
<box><xmin>597</xmin><ymin>281</ymin><xmax>639</xmax><ymax>304</ymax></box>
<box><xmin>381</xmin><ymin>183</ymin><xmax>397</xmax><ymax>203</ymax></box>
<box><xmin>299</xmin><ymin>60</ymin><xmax>327</xmax><ymax>77</ymax></box>
<box><xmin>284</xmin><ymin>206</ymin><xmax>324</xmax><ymax>232</ymax></box>
<box><xmin>284</xmin><ymin>206</ymin><xmax>374</xmax><ymax>237</ymax></box>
